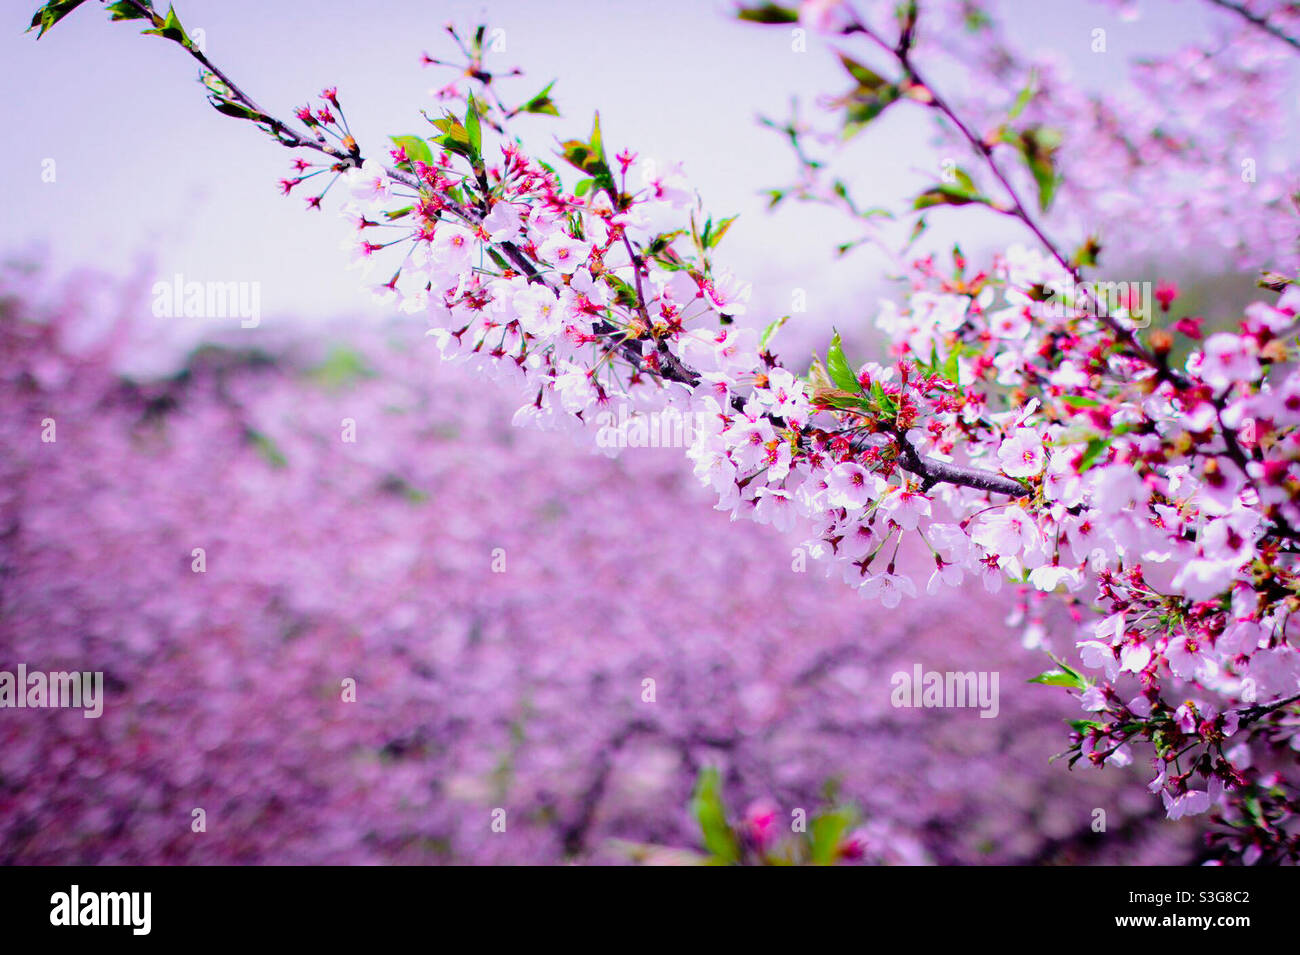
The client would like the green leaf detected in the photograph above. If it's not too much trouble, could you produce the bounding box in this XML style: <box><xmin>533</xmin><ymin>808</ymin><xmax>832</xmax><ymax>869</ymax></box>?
<box><xmin>1037</xmin><ymin>654</ymin><xmax>1088</xmax><ymax>690</ymax></box>
<box><xmin>307</xmin><ymin>346</ymin><xmax>375</xmax><ymax>389</ymax></box>
<box><xmin>896</xmin><ymin>0</ymin><xmax>919</xmax><ymax>36</ymax></box>
<box><xmin>518</xmin><ymin>81</ymin><xmax>559</xmax><ymax>117</ymax></box>
<box><xmin>28</xmin><ymin>0</ymin><xmax>90</xmax><ymax>38</ymax></box>
<box><xmin>1073</xmin><ymin>235</ymin><xmax>1102</xmax><ymax>269</ymax></box>
<box><xmin>838</xmin><ymin>53</ymin><xmax>888</xmax><ymax>91</ymax></box>
<box><xmin>907</xmin><ymin>215</ymin><xmax>929</xmax><ymax>246</ymax></box>
<box><xmin>736</xmin><ymin>2</ymin><xmax>800</xmax><ymax>23</ymax></box>
<box><xmin>209</xmin><ymin>100</ymin><xmax>264</xmax><ymax>121</ymax></box>
<box><xmin>843</xmin><ymin>84</ymin><xmax>901</xmax><ymax>136</ymax></box>
<box><xmin>247</xmin><ymin>429</ymin><xmax>287</xmax><ymax>469</ymax></box>
<box><xmin>809</xmin><ymin>807</ymin><xmax>857</xmax><ymax>865</ymax></box>
<box><xmin>558</xmin><ymin>141</ymin><xmax>598</xmax><ymax>172</ymax></box>
<box><xmin>602</xmin><ymin>273</ymin><xmax>639</xmax><ymax>309</ymax></box>
<box><xmin>389</xmin><ymin>135</ymin><xmax>433</xmax><ymax>168</ymax></box>
<box><xmin>913</xmin><ymin>183</ymin><xmax>990</xmax><ymax>210</ymax></box>
<box><xmin>1029</xmin><ymin>669</ymin><xmax>1086</xmax><ymax>690</ymax></box>
<box><xmin>1060</xmin><ymin>395</ymin><xmax>1100</xmax><ymax>409</ymax></box>
<box><xmin>431</xmin><ymin>111</ymin><xmax>474</xmax><ymax>159</ymax></box>
<box><xmin>825</xmin><ymin>330</ymin><xmax>860</xmax><ymax>393</ymax></box>
<box><xmin>645</xmin><ymin>230</ymin><xmax>682</xmax><ymax>255</ymax></box>
<box><xmin>1008</xmin><ymin>69</ymin><xmax>1037</xmax><ymax>121</ymax></box>
<box><xmin>142</xmin><ymin>4</ymin><xmax>193</xmax><ymax>50</ymax></box>
<box><xmin>1005</xmin><ymin>125</ymin><xmax>1062</xmax><ymax>213</ymax></box>
<box><xmin>834</xmin><ymin>54</ymin><xmax>902</xmax><ymax>136</ymax></box>
<box><xmin>940</xmin><ymin>348</ymin><xmax>960</xmax><ymax>385</ymax></box>
<box><xmin>950</xmin><ymin>166</ymin><xmax>977</xmax><ymax>194</ymax></box>
<box><xmin>589</xmin><ymin>112</ymin><xmax>606</xmax><ymax>163</ymax></box>
<box><xmin>558</xmin><ymin>116</ymin><xmax>617</xmax><ymax>196</ymax></box>
<box><xmin>465</xmin><ymin>100</ymin><xmax>482</xmax><ymax>160</ymax></box>
<box><xmin>1076</xmin><ymin>437</ymin><xmax>1110</xmax><ymax>473</ymax></box>
<box><xmin>106</xmin><ymin>0</ymin><xmax>152</xmax><ymax>22</ymax></box>
<box><xmin>200</xmin><ymin>70</ymin><xmax>232</xmax><ymax>99</ymax></box>
<box><xmin>1030</xmin><ymin>157</ymin><xmax>1059</xmax><ymax>212</ymax></box>
<box><xmin>703</xmin><ymin>215</ymin><xmax>738</xmax><ymax>250</ymax></box>
<box><xmin>759</xmin><ymin>315</ymin><xmax>788</xmax><ymax>351</ymax></box>
<box><xmin>870</xmin><ymin>378</ymin><xmax>897</xmax><ymax>417</ymax></box>
<box><xmin>690</xmin><ymin>768</ymin><xmax>739</xmax><ymax>864</ymax></box>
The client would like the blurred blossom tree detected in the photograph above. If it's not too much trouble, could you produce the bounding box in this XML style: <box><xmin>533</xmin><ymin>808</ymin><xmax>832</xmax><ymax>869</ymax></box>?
<box><xmin>3</xmin><ymin>259</ymin><xmax>1178</xmax><ymax>864</ymax></box>
<box><xmin>19</xmin><ymin>0</ymin><xmax>1300</xmax><ymax>863</ymax></box>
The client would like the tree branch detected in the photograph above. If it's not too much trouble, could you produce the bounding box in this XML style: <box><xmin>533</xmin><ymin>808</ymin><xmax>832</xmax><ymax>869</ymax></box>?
<box><xmin>844</xmin><ymin>10</ymin><xmax>1189</xmax><ymax>391</ymax></box>
<box><xmin>1205</xmin><ymin>0</ymin><xmax>1300</xmax><ymax>52</ymax></box>
<box><xmin>1238</xmin><ymin>691</ymin><xmax>1300</xmax><ymax>728</ymax></box>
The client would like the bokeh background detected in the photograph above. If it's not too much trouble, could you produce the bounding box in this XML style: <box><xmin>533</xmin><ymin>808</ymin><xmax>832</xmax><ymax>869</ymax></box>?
<box><xmin>3</xmin><ymin>0</ymin><xmax>1292</xmax><ymax>863</ymax></box>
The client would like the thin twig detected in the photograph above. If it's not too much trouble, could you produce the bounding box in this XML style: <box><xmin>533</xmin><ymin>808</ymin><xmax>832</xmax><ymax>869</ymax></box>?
<box><xmin>1239</xmin><ymin>691</ymin><xmax>1300</xmax><ymax>728</ymax></box>
<box><xmin>844</xmin><ymin>10</ymin><xmax>1189</xmax><ymax>390</ymax></box>
<box><xmin>1205</xmin><ymin>0</ymin><xmax>1300</xmax><ymax>52</ymax></box>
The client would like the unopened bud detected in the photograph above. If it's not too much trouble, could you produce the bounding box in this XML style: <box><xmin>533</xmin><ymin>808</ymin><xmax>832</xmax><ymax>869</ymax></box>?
<box><xmin>903</xmin><ymin>82</ymin><xmax>934</xmax><ymax>104</ymax></box>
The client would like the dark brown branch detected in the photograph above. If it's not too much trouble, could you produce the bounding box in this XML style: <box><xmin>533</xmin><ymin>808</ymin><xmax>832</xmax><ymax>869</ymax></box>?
<box><xmin>1238</xmin><ymin>691</ymin><xmax>1300</xmax><ymax>728</ymax></box>
<box><xmin>113</xmin><ymin>0</ymin><xmax>357</xmax><ymax>166</ymax></box>
<box><xmin>1205</xmin><ymin>0</ymin><xmax>1300</xmax><ymax>52</ymax></box>
<box><xmin>895</xmin><ymin>430</ymin><xmax>1028</xmax><ymax>497</ymax></box>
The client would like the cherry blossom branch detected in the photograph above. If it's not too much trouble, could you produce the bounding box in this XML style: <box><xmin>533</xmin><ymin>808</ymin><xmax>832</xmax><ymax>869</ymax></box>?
<box><xmin>842</xmin><ymin>8</ymin><xmax>1188</xmax><ymax>390</ymax></box>
<box><xmin>1204</xmin><ymin>0</ymin><xmax>1300</xmax><ymax>52</ymax></box>
<box><xmin>107</xmin><ymin>0</ymin><xmax>359</xmax><ymax>165</ymax></box>
<box><xmin>893</xmin><ymin>431</ymin><xmax>1027</xmax><ymax>496</ymax></box>
<box><xmin>113</xmin><ymin>3</ymin><xmax>1031</xmax><ymax>505</ymax></box>
<box><xmin>1238</xmin><ymin>691</ymin><xmax>1300</xmax><ymax>728</ymax></box>
<box><xmin>73</xmin><ymin>5</ymin><xmax>1035</xmax><ymax>506</ymax></box>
